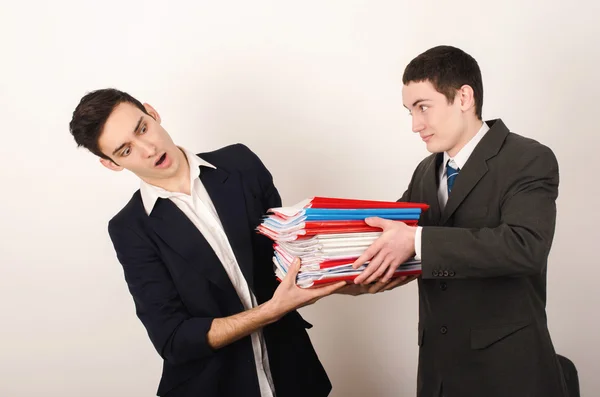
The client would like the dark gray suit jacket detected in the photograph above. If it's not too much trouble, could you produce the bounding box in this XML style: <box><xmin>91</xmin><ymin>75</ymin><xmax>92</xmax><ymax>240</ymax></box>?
<box><xmin>400</xmin><ymin>119</ymin><xmax>569</xmax><ymax>397</ymax></box>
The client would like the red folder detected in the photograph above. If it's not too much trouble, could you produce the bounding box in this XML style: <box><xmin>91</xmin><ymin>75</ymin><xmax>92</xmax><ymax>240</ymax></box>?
<box><xmin>297</xmin><ymin>219</ymin><xmax>418</xmax><ymax>237</ymax></box>
<box><xmin>309</xmin><ymin>269</ymin><xmax>422</xmax><ymax>287</ymax></box>
<box><xmin>308</xmin><ymin>196</ymin><xmax>430</xmax><ymax>210</ymax></box>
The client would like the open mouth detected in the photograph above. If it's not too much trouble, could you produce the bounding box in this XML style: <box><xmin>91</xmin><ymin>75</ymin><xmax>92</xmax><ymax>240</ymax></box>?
<box><xmin>155</xmin><ymin>153</ymin><xmax>167</xmax><ymax>166</ymax></box>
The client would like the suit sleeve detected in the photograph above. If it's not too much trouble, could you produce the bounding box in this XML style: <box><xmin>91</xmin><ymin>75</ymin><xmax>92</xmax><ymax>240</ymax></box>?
<box><xmin>108</xmin><ymin>221</ymin><xmax>215</xmax><ymax>365</ymax></box>
<box><xmin>421</xmin><ymin>145</ymin><xmax>559</xmax><ymax>279</ymax></box>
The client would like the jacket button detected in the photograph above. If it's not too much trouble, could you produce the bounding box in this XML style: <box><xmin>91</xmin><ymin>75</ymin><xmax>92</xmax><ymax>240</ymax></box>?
<box><xmin>440</xmin><ymin>326</ymin><xmax>448</xmax><ymax>334</ymax></box>
<box><xmin>449</xmin><ymin>270</ymin><xmax>455</xmax><ymax>277</ymax></box>
<box><xmin>440</xmin><ymin>282</ymin><xmax>447</xmax><ymax>291</ymax></box>
<box><xmin>433</xmin><ymin>270</ymin><xmax>438</xmax><ymax>277</ymax></box>
<box><xmin>443</xmin><ymin>270</ymin><xmax>449</xmax><ymax>277</ymax></box>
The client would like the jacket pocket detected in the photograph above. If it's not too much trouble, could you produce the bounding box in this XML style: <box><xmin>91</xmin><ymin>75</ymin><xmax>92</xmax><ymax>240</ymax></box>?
<box><xmin>470</xmin><ymin>321</ymin><xmax>531</xmax><ymax>350</ymax></box>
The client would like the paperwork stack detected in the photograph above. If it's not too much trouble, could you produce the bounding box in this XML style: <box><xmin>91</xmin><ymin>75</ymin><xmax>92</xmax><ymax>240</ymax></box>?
<box><xmin>257</xmin><ymin>197</ymin><xmax>428</xmax><ymax>288</ymax></box>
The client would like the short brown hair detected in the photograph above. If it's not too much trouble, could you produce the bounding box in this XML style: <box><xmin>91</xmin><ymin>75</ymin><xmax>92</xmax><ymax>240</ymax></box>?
<box><xmin>69</xmin><ymin>88</ymin><xmax>148</xmax><ymax>159</ymax></box>
<box><xmin>403</xmin><ymin>45</ymin><xmax>483</xmax><ymax>119</ymax></box>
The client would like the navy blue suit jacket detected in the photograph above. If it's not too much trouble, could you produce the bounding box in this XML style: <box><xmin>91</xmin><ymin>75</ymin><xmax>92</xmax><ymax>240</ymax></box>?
<box><xmin>108</xmin><ymin>144</ymin><xmax>331</xmax><ymax>397</ymax></box>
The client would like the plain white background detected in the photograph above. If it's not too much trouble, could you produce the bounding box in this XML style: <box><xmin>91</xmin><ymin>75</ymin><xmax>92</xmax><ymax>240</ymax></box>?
<box><xmin>1</xmin><ymin>1</ymin><xmax>598</xmax><ymax>396</ymax></box>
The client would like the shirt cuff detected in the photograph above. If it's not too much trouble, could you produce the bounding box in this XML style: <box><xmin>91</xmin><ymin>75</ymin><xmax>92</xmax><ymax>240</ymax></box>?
<box><xmin>414</xmin><ymin>226</ymin><xmax>422</xmax><ymax>260</ymax></box>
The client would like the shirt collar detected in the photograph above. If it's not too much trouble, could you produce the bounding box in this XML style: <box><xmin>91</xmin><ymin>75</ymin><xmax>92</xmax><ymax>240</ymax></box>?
<box><xmin>139</xmin><ymin>147</ymin><xmax>216</xmax><ymax>215</ymax></box>
<box><xmin>443</xmin><ymin>121</ymin><xmax>490</xmax><ymax>170</ymax></box>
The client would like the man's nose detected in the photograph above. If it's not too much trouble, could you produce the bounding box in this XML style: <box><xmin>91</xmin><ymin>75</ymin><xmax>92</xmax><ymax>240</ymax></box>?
<box><xmin>138</xmin><ymin>139</ymin><xmax>157</xmax><ymax>157</ymax></box>
<box><xmin>412</xmin><ymin>115</ymin><xmax>425</xmax><ymax>133</ymax></box>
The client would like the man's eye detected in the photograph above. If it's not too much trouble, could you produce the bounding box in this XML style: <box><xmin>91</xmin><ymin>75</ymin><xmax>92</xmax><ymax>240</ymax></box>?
<box><xmin>140</xmin><ymin>125</ymin><xmax>147</xmax><ymax>134</ymax></box>
<box><xmin>420</xmin><ymin>105</ymin><xmax>429</xmax><ymax>112</ymax></box>
<box><xmin>122</xmin><ymin>147</ymin><xmax>131</xmax><ymax>156</ymax></box>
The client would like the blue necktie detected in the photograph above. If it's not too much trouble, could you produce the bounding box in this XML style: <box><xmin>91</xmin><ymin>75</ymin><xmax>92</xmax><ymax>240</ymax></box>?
<box><xmin>446</xmin><ymin>160</ymin><xmax>460</xmax><ymax>195</ymax></box>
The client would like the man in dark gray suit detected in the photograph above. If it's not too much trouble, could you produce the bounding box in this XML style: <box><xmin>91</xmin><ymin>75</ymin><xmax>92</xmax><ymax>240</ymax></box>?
<box><xmin>351</xmin><ymin>46</ymin><xmax>570</xmax><ymax>397</ymax></box>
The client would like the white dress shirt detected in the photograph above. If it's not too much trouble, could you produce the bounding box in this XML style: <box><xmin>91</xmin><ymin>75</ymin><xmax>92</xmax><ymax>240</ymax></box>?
<box><xmin>414</xmin><ymin>122</ymin><xmax>490</xmax><ymax>259</ymax></box>
<box><xmin>140</xmin><ymin>148</ymin><xmax>276</xmax><ymax>397</ymax></box>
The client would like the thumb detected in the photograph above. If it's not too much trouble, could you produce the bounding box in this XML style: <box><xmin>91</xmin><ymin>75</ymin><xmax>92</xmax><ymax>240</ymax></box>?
<box><xmin>285</xmin><ymin>257</ymin><xmax>301</xmax><ymax>285</ymax></box>
<box><xmin>364</xmin><ymin>216</ymin><xmax>391</xmax><ymax>229</ymax></box>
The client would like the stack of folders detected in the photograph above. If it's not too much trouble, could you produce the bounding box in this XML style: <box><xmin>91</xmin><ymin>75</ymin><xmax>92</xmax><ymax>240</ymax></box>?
<box><xmin>257</xmin><ymin>197</ymin><xmax>429</xmax><ymax>288</ymax></box>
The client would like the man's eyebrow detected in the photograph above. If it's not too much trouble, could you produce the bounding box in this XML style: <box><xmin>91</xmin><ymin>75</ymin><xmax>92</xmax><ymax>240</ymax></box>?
<box><xmin>412</xmin><ymin>98</ymin><xmax>429</xmax><ymax>107</ymax></box>
<box><xmin>133</xmin><ymin>116</ymin><xmax>143</xmax><ymax>134</ymax></box>
<box><xmin>112</xmin><ymin>116</ymin><xmax>143</xmax><ymax>155</ymax></box>
<box><xmin>112</xmin><ymin>143</ymin><xmax>127</xmax><ymax>156</ymax></box>
<box><xmin>403</xmin><ymin>99</ymin><xmax>429</xmax><ymax>110</ymax></box>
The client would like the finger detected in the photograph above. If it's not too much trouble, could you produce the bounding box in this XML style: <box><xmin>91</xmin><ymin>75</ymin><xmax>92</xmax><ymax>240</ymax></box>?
<box><xmin>340</xmin><ymin>284</ymin><xmax>366</xmax><ymax>296</ymax></box>
<box><xmin>354</xmin><ymin>250</ymin><xmax>386</xmax><ymax>284</ymax></box>
<box><xmin>367</xmin><ymin>281</ymin><xmax>388</xmax><ymax>294</ymax></box>
<box><xmin>364</xmin><ymin>252</ymin><xmax>393</xmax><ymax>284</ymax></box>
<box><xmin>381</xmin><ymin>275</ymin><xmax>416</xmax><ymax>292</ymax></box>
<box><xmin>381</xmin><ymin>258</ymin><xmax>404</xmax><ymax>283</ymax></box>
<box><xmin>351</xmin><ymin>239</ymin><xmax>384</xmax><ymax>269</ymax></box>
<box><xmin>384</xmin><ymin>276</ymin><xmax>408</xmax><ymax>291</ymax></box>
<box><xmin>364</xmin><ymin>216</ymin><xmax>392</xmax><ymax>229</ymax></box>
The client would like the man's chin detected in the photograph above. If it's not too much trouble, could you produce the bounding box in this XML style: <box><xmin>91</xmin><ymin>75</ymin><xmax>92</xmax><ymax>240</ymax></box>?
<box><xmin>425</xmin><ymin>142</ymin><xmax>440</xmax><ymax>153</ymax></box>
<box><xmin>424</xmin><ymin>141</ymin><xmax>450</xmax><ymax>154</ymax></box>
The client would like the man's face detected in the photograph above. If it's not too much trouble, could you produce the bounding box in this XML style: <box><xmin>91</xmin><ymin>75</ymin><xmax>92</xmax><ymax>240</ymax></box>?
<box><xmin>402</xmin><ymin>80</ymin><xmax>467</xmax><ymax>156</ymax></box>
<box><xmin>97</xmin><ymin>102</ymin><xmax>183</xmax><ymax>183</ymax></box>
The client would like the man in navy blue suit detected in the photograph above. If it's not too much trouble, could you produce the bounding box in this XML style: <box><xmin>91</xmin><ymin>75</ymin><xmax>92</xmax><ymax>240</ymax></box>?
<box><xmin>69</xmin><ymin>88</ymin><xmax>346</xmax><ymax>397</ymax></box>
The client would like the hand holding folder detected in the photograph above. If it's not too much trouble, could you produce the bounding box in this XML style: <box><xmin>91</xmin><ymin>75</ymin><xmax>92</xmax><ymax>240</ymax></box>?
<box><xmin>258</xmin><ymin>197</ymin><xmax>428</xmax><ymax>288</ymax></box>
<box><xmin>269</xmin><ymin>257</ymin><xmax>346</xmax><ymax>312</ymax></box>
<box><xmin>352</xmin><ymin>216</ymin><xmax>422</xmax><ymax>285</ymax></box>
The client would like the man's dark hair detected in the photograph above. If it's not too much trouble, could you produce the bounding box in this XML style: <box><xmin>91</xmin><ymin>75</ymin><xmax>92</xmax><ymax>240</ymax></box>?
<box><xmin>403</xmin><ymin>45</ymin><xmax>483</xmax><ymax>119</ymax></box>
<box><xmin>69</xmin><ymin>88</ymin><xmax>149</xmax><ymax>159</ymax></box>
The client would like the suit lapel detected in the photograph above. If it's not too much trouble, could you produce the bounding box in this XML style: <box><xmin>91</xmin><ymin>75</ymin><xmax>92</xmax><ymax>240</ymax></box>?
<box><xmin>439</xmin><ymin>119</ymin><xmax>509</xmax><ymax>225</ymax></box>
<box><xmin>200</xmin><ymin>166</ymin><xmax>256</xmax><ymax>292</ymax></box>
<box><xmin>146</xmin><ymin>164</ymin><xmax>256</xmax><ymax>295</ymax></box>
<box><xmin>421</xmin><ymin>153</ymin><xmax>443</xmax><ymax>226</ymax></box>
<box><xmin>440</xmin><ymin>157</ymin><xmax>489</xmax><ymax>225</ymax></box>
<box><xmin>148</xmin><ymin>198</ymin><xmax>234</xmax><ymax>294</ymax></box>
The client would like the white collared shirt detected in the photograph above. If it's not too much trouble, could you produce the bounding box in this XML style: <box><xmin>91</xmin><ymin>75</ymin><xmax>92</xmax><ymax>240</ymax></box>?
<box><xmin>140</xmin><ymin>148</ymin><xmax>276</xmax><ymax>397</ymax></box>
<box><xmin>414</xmin><ymin>122</ymin><xmax>490</xmax><ymax>259</ymax></box>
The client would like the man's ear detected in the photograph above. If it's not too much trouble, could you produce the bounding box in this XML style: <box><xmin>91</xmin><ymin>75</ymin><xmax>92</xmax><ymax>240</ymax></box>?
<box><xmin>100</xmin><ymin>157</ymin><xmax>124</xmax><ymax>172</ymax></box>
<box><xmin>143</xmin><ymin>103</ymin><xmax>161</xmax><ymax>124</ymax></box>
<box><xmin>458</xmin><ymin>85</ymin><xmax>476</xmax><ymax>114</ymax></box>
